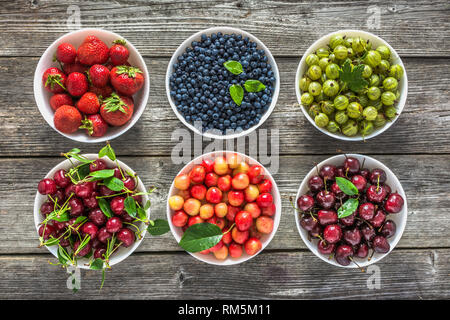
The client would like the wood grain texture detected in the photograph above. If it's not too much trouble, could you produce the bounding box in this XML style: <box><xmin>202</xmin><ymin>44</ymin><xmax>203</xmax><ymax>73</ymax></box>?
<box><xmin>0</xmin><ymin>0</ymin><xmax>449</xmax><ymax>57</ymax></box>
<box><xmin>0</xmin><ymin>57</ymin><xmax>449</xmax><ymax>157</ymax></box>
<box><xmin>0</xmin><ymin>249</ymin><xmax>448</xmax><ymax>299</ymax></box>
<box><xmin>1</xmin><ymin>155</ymin><xmax>449</xmax><ymax>254</ymax></box>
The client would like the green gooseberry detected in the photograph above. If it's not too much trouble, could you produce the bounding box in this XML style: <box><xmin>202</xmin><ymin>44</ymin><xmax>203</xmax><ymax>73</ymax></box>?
<box><xmin>308</xmin><ymin>104</ymin><xmax>321</xmax><ymax>118</ymax></box>
<box><xmin>306</xmin><ymin>53</ymin><xmax>320</xmax><ymax>66</ymax></box>
<box><xmin>359</xmin><ymin>120</ymin><xmax>374</xmax><ymax>136</ymax></box>
<box><xmin>383</xmin><ymin>77</ymin><xmax>398</xmax><ymax>91</ymax></box>
<box><xmin>352</xmin><ymin>37</ymin><xmax>367</xmax><ymax>53</ymax></box>
<box><xmin>334</xmin><ymin>45</ymin><xmax>348</xmax><ymax>60</ymax></box>
<box><xmin>384</xmin><ymin>106</ymin><xmax>397</xmax><ymax>119</ymax></box>
<box><xmin>347</xmin><ymin>102</ymin><xmax>363</xmax><ymax>119</ymax></box>
<box><xmin>368</xmin><ymin>98</ymin><xmax>383</xmax><ymax>111</ymax></box>
<box><xmin>343</xmin><ymin>37</ymin><xmax>354</xmax><ymax>48</ymax></box>
<box><xmin>325</xmin><ymin>63</ymin><xmax>340</xmax><ymax>80</ymax></box>
<box><xmin>389</xmin><ymin>64</ymin><xmax>404</xmax><ymax>80</ymax></box>
<box><xmin>369</xmin><ymin>74</ymin><xmax>380</xmax><ymax>87</ymax></box>
<box><xmin>334</xmin><ymin>95</ymin><xmax>349</xmax><ymax>110</ymax></box>
<box><xmin>329</xmin><ymin>34</ymin><xmax>344</xmax><ymax>50</ymax></box>
<box><xmin>301</xmin><ymin>92</ymin><xmax>314</xmax><ymax>106</ymax></box>
<box><xmin>395</xmin><ymin>89</ymin><xmax>401</xmax><ymax>100</ymax></box>
<box><xmin>363</xmin><ymin>106</ymin><xmax>378</xmax><ymax>121</ymax></box>
<box><xmin>299</xmin><ymin>76</ymin><xmax>311</xmax><ymax>92</ymax></box>
<box><xmin>362</xmin><ymin>64</ymin><xmax>372</xmax><ymax>78</ymax></box>
<box><xmin>316</xmin><ymin>47</ymin><xmax>329</xmax><ymax>59</ymax></box>
<box><xmin>381</xmin><ymin>91</ymin><xmax>396</xmax><ymax>106</ymax></box>
<box><xmin>367</xmin><ymin>86</ymin><xmax>381</xmax><ymax>101</ymax></box>
<box><xmin>323</xmin><ymin>80</ymin><xmax>339</xmax><ymax>97</ymax></box>
<box><xmin>326</xmin><ymin>120</ymin><xmax>341</xmax><ymax>133</ymax></box>
<box><xmin>307</xmin><ymin>65</ymin><xmax>322</xmax><ymax>80</ymax></box>
<box><xmin>364</xmin><ymin>50</ymin><xmax>382</xmax><ymax>68</ymax></box>
<box><xmin>358</xmin><ymin>94</ymin><xmax>369</xmax><ymax>107</ymax></box>
<box><xmin>378</xmin><ymin>59</ymin><xmax>390</xmax><ymax>73</ymax></box>
<box><xmin>315</xmin><ymin>90</ymin><xmax>326</xmax><ymax>102</ymax></box>
<box><xmin>328</xmin><ymin>53</ymin><xmax>336</xmax><ymax>62</ymax></box>
<box><xmin>346</xmin><ymin>47</ymin><xmax>355</xmax><ymax>59</ymax></box>
<box><xmin>320</xmin><ymin>100</ymin><xmax>335</xmax><ymax>115</ymax></box>
<box><xmin>342</xmin><ymin>119</ymin><xmax>358</xmax><ymax>137</ymax></box>
<box><xmin>373</xmin><ymin>113</ymin><xmax>387</xmax><ymax>127</ymax></box>
<box><xmin>320</xmin><ymin>73</ymin><xmax>327</xmax><ymax>83</ymax></box>
<box><xmin>308</xmin><ymin>81</ymin><xmax>322</xmax><ymax>96</ymax></box>
<box><xmin>319</xmin><ymin>57</ymin><xmax>330</xmax><ymax>70</ymax></box>
<box><xmin>314</xmin><ymin>113</ymin><xmax>329</xmax><ymax>128</ymax></box>
<box><xmin>340</xmin><ymin>58</ymin><xmax>353</xmax><ymax>66</ymax></box>
<box><xmin>335</xmin><ymin>110</ymin><xmax>349</xmax><ymax>124</ymax></box>
<box><xmin>376</xmin><ymin>45</ymin><xmax>391</xmax><ymax>60</ymax></box>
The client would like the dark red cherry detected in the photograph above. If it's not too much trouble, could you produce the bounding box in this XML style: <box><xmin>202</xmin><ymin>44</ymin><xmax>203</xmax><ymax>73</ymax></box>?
<box><xmin>316</xmin><ymin>190</ymin><xmax>335</xmax><ymax>209</ymax></box>
<box><xmin>40</xmin><ymin>201</ymin><xmax>55</xmax><ymax>217</ymax></box>
<box><xmin>88</xmin><ymin>208</ymin><xmax>107</xmax><ymax>226</ymax></box>
<box><xmin>339</xmin><ymin>212</ymin><xmax>356</xmax><ymax>226</ymax></box>
<box><xmin>369</xmin><ymin>168</ymin><xmax>386</xmax><ymax>184</ymax></box>
<box><xmin>90</xmin><ymin>159</ymin><xmax>108</xmax><ymax>172</ymax></box>
<box><xmin>366</xmin><ymin>185</ymin><xmax>388</xmax><ymax>203</ymax></box>
<box><xmin>64</xmin><ymin>184</ymin><xmax>76</xmax><ymax>198</ymax></box>
<box><xmin>317</xmin><ymin>210</ymin><xmax>338</xmax><ymax>225</ymax></box>
<box><xmin>38</xmin><ymin>178</ymin><xmax>57</xmax><ymax>195</ymax></box>
<box><xmin>381</xmin><ymin>220</ymin><xmax>396</xmax><ymax>238</ymax></box>
<box><xmin>94</xmin><ymin>247</ymin><xmax>107</xmax><ymax>259</ymax></box>
<box><xmin>343</xmin><ymin>157</ymin><xmax>360</xmax><ymax>175</ymax></box>
<box><xmin>308</xmin><ymin>175</ymin><xmax>324</xmax><ymax>193</ymax></box>
<box><xmin>355</xmin><ymin>243</ymin><xmax>369</xmax><ymax>258</ymax></box>
<box><xmin>110</xmin><ymin>196</ymin><xmax>125</xmax><ymax>215</ymax></box>
<box><xmin>384</xmin><ymin>193</ymin><xmax>404</xmax><ymax>213</ymax></box>
<box><xmin>99</xmin><ymin>185</ymin><xmax>116</xmax><ymax>197</ymax></box>
<box><xmin>49</xmin><ymin>189</ymin><xmax>66</xmax><ymax>205</ymax></box>
<box><xmin>106</xmin><ymin>217</ymin><xmax>122</xmax><ymax>233</ymax></box>
<box><xmin>53</xmin><ymin>169</ymin><xmax>70</xmax><ymax>188</ymax></box>
<box><xmin>331</xmin><ymin>182</ymin><xmax>344</xmax><ymax>198</ymax></box>
<box><xmin>360</xmin><ymin>168</ymin><xmax>370</xmax><ymax>180</ymax></box>
<box><xmin>309</xmin><ymin>224</ymin><xmax>322</xmax><ymax>238</ymax></box>
<box><xmin>369</xmin><ymin>209</ymin><xmax>386</xmax><ymax>227</ymax></box>
<box><xmin>297</xmin><ymin>194</ymin><xmax>315</xmax><ymax>211</ymax></box>
<box><xmin>68</xmin><ymin>197</ymin><xmax>84</xmax><ymax>217</ymax></box>
<box><xmin>73</xmin><ymin>239</ymin><xmax>92</xmax><ymax>257</ymax></box>
<box><xmin>117</xmin><ymin>228</ymin><xmax>135</xmax><ymax>247</ymax></box>
<box><xmin>83</xmin><ymin>192</ymin><xmax>99</xmax><ymax>210</ymax></box>
<box><xmin>121</xmin><ymin>212</ymin><xmax>134</xmax><ymax>223</ymax></box>
<box><xmin>323</xmin><ymin>224</ymin><xmax>342</xmax><ymax>244</ymax></box>
<box><xmin>335</xmin><ymin>244</ymin><xmax>353</xmax><ymax>266</ymax></box>
<box><xmin>318</xmin><ymin>240</ymin><xmax>335</xmax><ymax>254</ymax></box>
<box><xmin>372</xmin><ymin>236</ymin><xmax>390</xmax><ymax>253</ymax></box>
<box><xmin>81</xmin><ymin>222</ymin><xmax>99</xmax><ymax>240</ymax></box>
<box><xmin>335</xmin><ymin>166</ymin><xmax>346</xmax><ymax>178</ymax></box>
<box><xmin>319</xmin><ymin>165</ymin><xmax>337</xmax><ymax>181</ymax></box>
<box><xmin>358</xmin><ymin>202</ymin><xmax>376</xmax><ymax>220</ymax></box>
<box><xmin>97</xmin><ymin>227</ymin><xmax>112</xmax><ymax>243</ymax></box>
<box><xmin>300</xmin><ymin>215</ymin><xmax>318</xmax><ymax>231</ymax></box>
<box><xmin>122</xmin><ymin>176</ymin><xmax>136</xmax><ymax>191</ymax></box>
<box><xmin>361</xmin><ymin>225</ymin><xmax>376</xmax><ymax>242</ymax></box>
<box><xmin>38</xmin><ymin>224</ymin><xmax>56</xmax><ymax>240</ymax></box>
<box><xmin>132</xmin><ymin>194</ymin><xmax>143</xmax><ymax>205</ymax></box>
<box><xmin>351</xmin><ymin>175</ymin><xmax>367</xmax><ymax>192</ymax></box>
<box><xmin>343</xmin><ymin>227</ymin><xmax>361</xmax><ymax>246</ymax></box>
<box><xmin>113</xmin><ymin>167</ymin><xmax>122</xmax><ymax>178</ymax></box>
<box><xmin>75</xmin><ymin>182</ymin><xmax>94</xmax><ymax>199</ymax></box>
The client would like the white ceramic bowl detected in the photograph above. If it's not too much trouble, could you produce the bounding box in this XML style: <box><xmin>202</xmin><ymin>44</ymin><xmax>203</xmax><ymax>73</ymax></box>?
<box><xmin>294</xmin><ymin>154</ymin><xmax>407</xmax><ymax>268</ymax></box>
<box><xmin>166</xmin><ymin>27</ymin><xmax>280</xmax><ymax>140</ymax></box>
<box><xmin>167</xmin><ymin>151</ymin><xmax>282</xmax><ymax>265</ymax></box>
<box><xmin>33</xmin><ymin>154</ymin><xmax>150</xmax><ymax>269</ymax></box>
<box><xmin>33</xmin><ymin>28</ymin><xmax>150</xmax><ymax>143</ymax></box>
<box><xmin>295</xmin><ymin>30</ymin><xmax>408</xmax><ymax>141</ymax></box>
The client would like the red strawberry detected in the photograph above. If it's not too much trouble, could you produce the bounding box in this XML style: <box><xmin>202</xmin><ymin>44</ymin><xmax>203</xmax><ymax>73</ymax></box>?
<box><xmin>110</xmin><ymin>66</ymin><xmax>144</xmax><ymax>96</ymax></box>
<box><xmin>89</xmin><ymin>64</ymin><xmax>110</xmax><ymax>88</ymax></box>
<box><xmin>63</xmin><ymin>60</ymin><xmax>88</xmax><ymax>74</ymax></box>
<box><xmin>56</xmin><ymin>43</ymin><xmax>77</xmax><ymax>64</ymax></box>
<box><xmin>54</xmin><ymin>105</ymin><xmax>82</xmax><ymax>133</ymax></box>
<box><xmin>100</xmin><ymin>93</ymin><xmax>134</xmax><ymax>126</ymax></box>
<box><xmin>66</xmin><ymin>72</ymin><xmax>88</xmax><ymax>97</ymax></box>
<box><xmin>42</xmin><ymin>67</ymin><xmax>67</xmax><ymax>93</ymax></box>
<box><xmin>76</xmin><ymin>92</ymin><xmax>100</xmax><ymax>114</ymax></box>
<box><xmin>50</xmin><ymin>93</ymin><xmax>73</xmax><ymax>111</ymax></box>
<box><xmin>105</xmin><ymin>60</ymin><xmax>130</xmax><ymax>71</ymax></box>
<box><xmin>88</xmin><ymin>84</ymin><xmax>113</xmax><ymax>99</ymax></box>
<box><xmin>109</xmin><ymin>39</ymin><xmax>129</xmax><ymax>66</ymax></box>
<box><xmin>77</xmin><ymin>35</ymin><xmax>109</xmax><ymax>65</ymax></box>
<box><xmin>80</xmin><ymin>114</ymin><xmax>108</xmax><ymax>137</ymax></box>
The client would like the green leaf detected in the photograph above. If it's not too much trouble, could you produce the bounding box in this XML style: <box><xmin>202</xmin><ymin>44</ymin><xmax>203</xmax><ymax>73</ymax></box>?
<box><xmin>144</xmin><ymin>200</ymin><xmax>151</xmax><ymax>211</ymax></box>
<box><xmin>229</xmin><ymin>84</ymin><xmax>244</xmax><ymax>106</ymax></box>
<box><xmin>90</xmin><ymin>258</ymin><xmax>104</xmax><ymax>270</ymax></box>
<box><xmin>335</xmin><ymin>177</ymin><xmax>359</xmax><ymax>196</ymax></box>
<box><xmin>70</xmin><ymin>153</ymin><xmax>92</xmax><ymax>164</ymax></box>
<box><xmin>223</xmin><ymin>60</ymin><xmax>243</xmax><ymax>75</ymax></box>
<box><xmin>68</xmin><ymin>148</ymin><xmax>81</xmax><ymax>154</ymax></box>
<box><xmin>51</xmin><ymin>210</ymin><xmax>70</xmax><ymax>222</ymax></box>
<box><xmin>178</xmin><ymin>223</ymin><xmax>223</xmax><ymax>252</ymax></box>
<box><xmin>88</xmin><ymin>169</ymin><xmax>115</xmax><ymax>179</ymax></box>
<box><xmin>77</xmin><ymin>164</ymin><xmax>91</xmax><ymax>180</ymax></box>
<box><xmin>339</xmin><ymin>60</ymin><xmax>368</xmax><ymax>92</ymax></box>
<box><xmin>74</xmin><ymin>216</ymin><xmax>88</xmax><ymax>225</ymax></box>
<box><xmin>124</xmin><ymin>196</ymin><xmax>137</xmax><ymax>218</ymax></box>
<box><xmin>75</xmin><ymin>235</ymin><xmax>91</xmax><ymax>256</ymax></box>
<box><xmin>57</xmin><ymin>245</ymin><xmax>71</xmax><ymax>265</ymax></box>
<box><xmin>98</xmin><ymin>198</ymin><xmax>114</xmax><ymax>218</ymax></box>
<box><xmin>337</xmin><ymin>198</ymin><xmax>359</xmax><ymax>218</ymax></box>
<box><xmin>103</xmin><ymin>177</ymin><xmax>124</xmax><ymax>192</ymax></box>
<box><xmin>244</xmin><ymin>79</ymin><xmax>266</xmax><ymax>93</ymax></box>
<box><xmin>98</xmin><ymin>144</ymin><xmax>116</xmax><ymax>161</ymax></box>
<box><xmin>147</xmin><ymin>219</ymin><xmax>170</xmax><ymax>236</ymax></box>
<box><xmin>137</xmin><ymin>207</ymin><xmax>147</xmax><ymax>220</ymax></box>
<box><xmin>44</xmin><ymin>236</ymin><xmax>60</xmax><ymax>246</ymax></box>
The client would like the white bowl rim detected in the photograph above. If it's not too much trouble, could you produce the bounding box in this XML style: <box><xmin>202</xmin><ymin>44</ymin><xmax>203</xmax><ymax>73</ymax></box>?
<box><xmin>33</xmin><ymin>153</ymin><xmax>150</xmax><ymax>269</ymax></box>
<box><xmin>166</xmin><ymin>150</ymin><xmax>282</xmax><ymax>265</ymax></box>
<box><xmin>294</xmin><ymin>153</ymin><xmax>407</xmax><ymax>268</ymax></box>
<box><xmin>295</xmin><ymin>29</ymin><xmax>408</xmax><ymax>141</ymax></box>
<box><xmin>33</xmin><ymin>28</ymin><xmax>150</xmax><ymax>143</ymax></box>
<box><xmin>165</xmin><ymin>26</ymin><xmax>281</xmax><ymax>140</ymax></box>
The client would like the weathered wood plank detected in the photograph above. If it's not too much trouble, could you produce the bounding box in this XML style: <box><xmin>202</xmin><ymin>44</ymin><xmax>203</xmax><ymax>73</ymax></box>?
<box><xmin>1</xmin><ymin>155</ymin><xmax>448</xmax><ymax>254</ymax></box>
<box><xmin>0</xmin><ymin>1</ymin><xmax>448</xmax><ymax>57</ymax></box>
<box><xmin>0</xmin><ymin>57</ymin><xmax>449</xmax><ymax>156</ymax></box>
<box><xmin>0</xmin><ymin>249</ymin><xmax>448</xmax><ymax>299</ymax></box>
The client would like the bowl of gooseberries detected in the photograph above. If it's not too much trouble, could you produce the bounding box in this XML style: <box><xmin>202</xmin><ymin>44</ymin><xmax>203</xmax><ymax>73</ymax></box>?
<box><xmin>294</xmin><ymin>154</ymin><xmax>407</xmax><ymax>268</ymax></box>
<box><xmin>167</xmin><ymin>151</ymin><xmax>282</xmax><ymax>265</ymax></box>
<box><xmin>296</xmin><ymin>30</ymin><xmax>407</xmax><ymax>141</ymax></box>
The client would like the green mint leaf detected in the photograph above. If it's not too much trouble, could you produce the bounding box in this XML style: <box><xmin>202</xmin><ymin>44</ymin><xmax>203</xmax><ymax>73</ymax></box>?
<box><xmin>339</xmin><ymin>60</ymin><xmax>368</xmax><ymax>92</ymax></box>
<box><xmin>229</xmin><ymin>84</ymin><xmax>244</xmax><ymax>106</ymax></box>
<box><xmin>98</xmin><ymin>144</ymin><xmax>116</xmax><ymax>161</ymax></box>
<box><xmin>88</xmin><ymin>169</ymin><xmax>115</xmax><ymax>180</ymax></box>
<box><xmin>335</xmin><ymin>177</ymin><xmax>359</xmax><ymax>196</ymax></box>
<box><xmin>178</xmin><ymin>223</ymin><xmax>223</xmax><ymax>252</ymax></box>
<box><xmin>223</xmin><ymin>60</ymin><xmax>243</xmax><ymax>75</ymax></box>
<box><xmin>147</xmin><ymin>219</ymin><xmax>170</xmax><ymax>236</ymax></box>
<box><xmin>124</xmin><ymin>196</ymin><xmax>137</xmax><ymax>218</ymax></box>
<box><xmin>103</xmin><ymin>177</ymin><xmax>124</xmax><ymax>192</ymax></box>
<box><xmin>337</xmin><ymin>198</ymin><xmax>359</xmax><ymax>218</ymax></box>
<box><xmin>98</xmin><ymin>198</ymin><xmax>114</xmax><ymax>218</ymax></box>
<box><xmin>90</xmin><ymin>258</ymin><xmax>104</xmax><ymax>270</ymax></box>
<box><xmin>244</xmin><ymin>79</ymin><xmax>266</xmax><ymax>92</ymax></box>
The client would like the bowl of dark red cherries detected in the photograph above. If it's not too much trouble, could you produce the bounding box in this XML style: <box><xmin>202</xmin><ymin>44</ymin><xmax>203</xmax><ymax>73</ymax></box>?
<box><xmin>294</xmin><ymin>154</ymin><xmax>407</xmax><ymax>268</ymax></box>
<box><xmin>33</xmin><ymin>144</ymin><xmax>153</xmax><ymax>271</ymax></box>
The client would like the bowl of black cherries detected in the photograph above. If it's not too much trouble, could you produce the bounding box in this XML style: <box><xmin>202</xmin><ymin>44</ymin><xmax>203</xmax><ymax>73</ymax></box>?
<box><xmin>294</xmin><ymin>154</ymin><xmax>407</xmax><ymax>268</ymax></box>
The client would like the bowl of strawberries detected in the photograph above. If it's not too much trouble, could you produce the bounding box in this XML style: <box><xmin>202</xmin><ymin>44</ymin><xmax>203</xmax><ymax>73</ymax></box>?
<box><xmin>167</xmin><ymin>151</ymin><xmax>282</xmax><ymax>265</ymax></box>
<box><xmin>34</xmin><ymin>28</ymin><xmax>149</xmax><ymax>143</ymax></box>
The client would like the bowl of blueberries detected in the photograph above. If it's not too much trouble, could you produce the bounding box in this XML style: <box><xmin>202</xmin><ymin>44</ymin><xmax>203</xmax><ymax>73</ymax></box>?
<box><xmin>166</xmin><ymin>27</ymin><xmax>280</xmax><ymax>139</ymax></box>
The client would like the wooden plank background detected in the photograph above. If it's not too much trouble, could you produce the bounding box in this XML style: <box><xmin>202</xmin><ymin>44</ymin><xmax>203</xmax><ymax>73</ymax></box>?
<box><xmin>0</xmin><ymin>0</ymin><xmax>449</xmax><ymax>300</ymax></box>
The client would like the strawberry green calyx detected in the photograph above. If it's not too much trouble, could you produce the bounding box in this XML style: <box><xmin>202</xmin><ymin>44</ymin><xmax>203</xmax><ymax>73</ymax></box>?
<box><xmin>79</xmin><ymin>118</ymin><xmax>94</xmax><ymax>135</ymax></box>
<box><xmin>45</xmin><ymin>74</ymin><xmax>66</xmax><ymax>90</ymax></box>
<box><xmin>102</xmin><ymin>93</ymin><xmax>127</xmax><ymax>114</ymax></box>
<box><xmin>112</xmin><ymin>39</ymin><xmax>127</xmax><ymax>46</ymax></box>
<box><xmin>115</xmin><ymin>65</ymin><xmax>142</xmax><ymax>78</ymax></box>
